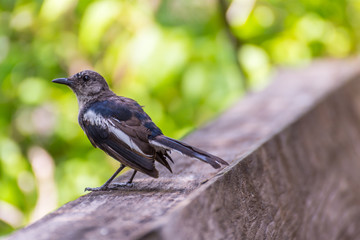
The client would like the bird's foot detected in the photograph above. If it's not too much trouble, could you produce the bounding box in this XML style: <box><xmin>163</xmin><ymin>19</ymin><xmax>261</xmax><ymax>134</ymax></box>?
<box><xmin>84</xmin><ymin>186</ymin><xmax>110</xmax><ymax>192</ymax></box>
<box><xmin>84</xmin><ymin>183</ymin><xmax>134</xmax><ymax>192</ymax></box>
<box><xmin>112</xmin><ymin>182</ymin><xmax>134</xmax><ymax>188</ymax></box>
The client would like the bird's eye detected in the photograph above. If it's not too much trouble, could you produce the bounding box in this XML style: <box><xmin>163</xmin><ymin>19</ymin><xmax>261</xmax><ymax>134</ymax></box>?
<box><xmin>83</xmin><ymin>75</ymin><xmax>90</xmax><ymax>81</ymax></box>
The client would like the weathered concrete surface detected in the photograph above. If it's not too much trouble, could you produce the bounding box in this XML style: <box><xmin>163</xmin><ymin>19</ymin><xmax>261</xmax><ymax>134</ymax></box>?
<box><xmin>9</xmin><ymin>58</ymin><xmax>360</xmax><ymax>240</ymax></box>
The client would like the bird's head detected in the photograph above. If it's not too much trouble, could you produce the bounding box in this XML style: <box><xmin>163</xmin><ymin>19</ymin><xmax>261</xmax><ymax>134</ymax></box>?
<box><xmin>52</xmin><ymin>70</ymin><xmax>110</xmax><ymax>99</ymax></box>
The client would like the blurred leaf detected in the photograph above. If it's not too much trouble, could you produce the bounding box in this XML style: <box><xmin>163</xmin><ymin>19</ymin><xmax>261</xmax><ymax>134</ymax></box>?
<box><xmin>79</xmin><ymin>0</ymin><xmax>121</xmax><ymax>53</ymax></box>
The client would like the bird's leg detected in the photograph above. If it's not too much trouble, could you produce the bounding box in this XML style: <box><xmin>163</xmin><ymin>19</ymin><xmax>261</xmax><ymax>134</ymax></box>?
<box><xmin>127</xmin><ymin>170</ymin><xmax>137</xmax><ymax>184</ymax></box>
<box><xmin>84</xmin><ymin>164</ymin><xmax>126</xmax><ymax>192</ymax></box>
<box><xmin>112</xmin><ymin>170</ymin><xmax>137</xmax><ymax>188</ymax></box>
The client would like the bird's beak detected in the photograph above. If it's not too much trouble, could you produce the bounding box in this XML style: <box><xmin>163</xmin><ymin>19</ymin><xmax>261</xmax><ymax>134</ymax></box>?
<box><xmin>52</xmin><ymin>78</ymin><xmax>72</xmax><ymax>86</ymax></box>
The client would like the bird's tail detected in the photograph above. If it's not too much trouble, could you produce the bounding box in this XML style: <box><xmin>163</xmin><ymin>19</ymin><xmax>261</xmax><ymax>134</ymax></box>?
<box><xmin>150</xmin><ymin>135</ymin><xmax>228</xmax><ymax>169</ymax></box>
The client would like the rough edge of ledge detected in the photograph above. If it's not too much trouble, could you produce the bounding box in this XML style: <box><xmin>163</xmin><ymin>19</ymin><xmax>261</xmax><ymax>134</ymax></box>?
<box><xmin>134</xmin><ymin>58</ymin><xmax>360</xmax><ymax>239</ymax></box>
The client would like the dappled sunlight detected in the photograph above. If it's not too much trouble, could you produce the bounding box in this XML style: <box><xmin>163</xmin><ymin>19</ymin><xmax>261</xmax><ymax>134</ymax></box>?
<box><xmin>40</xmin><ymin>0</ymin><xmax>76</xmax><ymax>22</ymax></box>
<box><xmin>227</xmin><ymin>0</ymin><xmax>256</xmax><ymax>26</ymax></box>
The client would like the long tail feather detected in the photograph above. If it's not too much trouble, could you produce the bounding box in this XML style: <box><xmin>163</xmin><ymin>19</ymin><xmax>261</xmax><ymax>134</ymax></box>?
<box><xmin>150</xmin><ymin>136</ymin><xmax>228</xmax><ymax>169</ymax></box>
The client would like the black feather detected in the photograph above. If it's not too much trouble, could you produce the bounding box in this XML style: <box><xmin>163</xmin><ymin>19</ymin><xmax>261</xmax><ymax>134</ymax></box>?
<box><xmin>90</xmin><ymin>100</ymin><xmax>132</xmax><ymax>121</ymax></box>
<box><xmin>83</xmin><ymin>120</ymin><xmax>158</xmax><ymax>178</ymax></box>
<box><xmin>144</xmin><ymin>121</ymin><xmax>163</xmax><ymax>139</ymax></box>
<box><xmin>151</xmin><ymin>136</ymin><xmax>228</xmax><ymax>169</ymax></box>
<box><xmin>155</xmin><ymin>152</ymin><xmax>172</xmax><ymax>173</ymax></box>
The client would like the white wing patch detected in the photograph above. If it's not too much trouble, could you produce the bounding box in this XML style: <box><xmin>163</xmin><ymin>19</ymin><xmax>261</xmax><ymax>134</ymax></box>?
<box><xmin>83</xmin><ymin>109</ymin><xmax>108</xmax><ymax>127</ymax></box>
<box><xmin>84</xmin><ymin>110</ymin><xmax>150</xmax><ymax>156</ymax></box>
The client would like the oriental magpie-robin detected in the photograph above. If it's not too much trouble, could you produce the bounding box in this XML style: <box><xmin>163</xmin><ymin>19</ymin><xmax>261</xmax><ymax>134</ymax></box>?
<box><xmin>52</xmin><ymin>70</ymin><xmax>228</xmax><ymax>191</ymax></box>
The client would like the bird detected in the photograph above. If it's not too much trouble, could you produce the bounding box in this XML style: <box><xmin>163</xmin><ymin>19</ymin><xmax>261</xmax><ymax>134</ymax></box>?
<box><xmin>52</xmin><ymin>70</ymin><xmax>228</xmax><ymax>191</ymax></box>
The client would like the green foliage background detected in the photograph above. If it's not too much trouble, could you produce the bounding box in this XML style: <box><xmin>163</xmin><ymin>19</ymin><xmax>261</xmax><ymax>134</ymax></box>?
<box><xmin>0</xmin><ymin>0</ymin><xmax>359</xmax><ymax>235</ymax></box>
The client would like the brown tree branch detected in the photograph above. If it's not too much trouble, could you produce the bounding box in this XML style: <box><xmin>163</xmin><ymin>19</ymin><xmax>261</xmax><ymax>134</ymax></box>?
<box><xmin>218</xmin><ymin>0</ymin><xmax>249</xmax><ymax>90</ymax></box>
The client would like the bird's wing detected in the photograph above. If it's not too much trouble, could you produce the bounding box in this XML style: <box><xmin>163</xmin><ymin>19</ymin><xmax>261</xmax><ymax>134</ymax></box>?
<box><xmin>81</xmin><ymin>100</ymin><xmax>159</xmax><ymax>177</ymax></box>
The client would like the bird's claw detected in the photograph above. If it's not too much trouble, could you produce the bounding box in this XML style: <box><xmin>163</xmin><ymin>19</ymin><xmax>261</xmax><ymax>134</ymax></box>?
<box><xmin>84</xmin><ymin>186</ymin><xmax>109</xmax><ymax>192</ymax></box>
<box><xmin>84</xmin><ymin>183</ymin><xmax>134</xmax><ymax>192</ymax></box>
<box><xmin>112</xmin><ymin>182</ymin><xmax>134</xmax><ymax>188</ymax></box>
